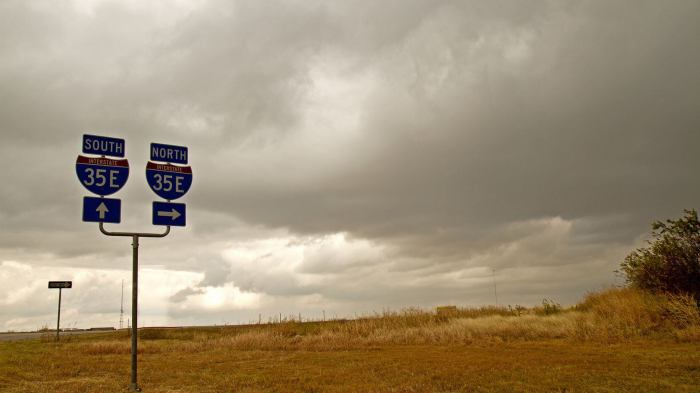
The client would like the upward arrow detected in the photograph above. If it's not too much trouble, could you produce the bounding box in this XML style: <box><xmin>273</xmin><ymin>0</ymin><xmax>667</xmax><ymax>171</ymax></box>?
<box><xmin>96</xmin><ymin>202</ymin><xmax>109</xmax><ymax>219</ymax></box>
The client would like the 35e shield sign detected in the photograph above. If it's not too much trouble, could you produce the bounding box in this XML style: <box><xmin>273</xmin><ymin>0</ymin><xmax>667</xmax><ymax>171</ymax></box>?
<box><xmin>76</xmin><ymin>156</ymin><xmax>130</xmax><ymax>196</ymax></box>
<box><xmin>145</xmin><ymin>162</ymin><xmax>192</xmax><ymax>200</ymax></box>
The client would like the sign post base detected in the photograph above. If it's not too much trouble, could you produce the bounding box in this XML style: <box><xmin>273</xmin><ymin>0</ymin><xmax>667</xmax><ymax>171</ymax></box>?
<box><xmin>99</xmin><ymin>222</ymin><xmax>170</xmax><ymax>392</ymax></box>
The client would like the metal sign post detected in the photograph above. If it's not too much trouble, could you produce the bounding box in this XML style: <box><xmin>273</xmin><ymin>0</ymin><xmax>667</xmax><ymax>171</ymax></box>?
<box><xmin>99</xmin><ymin>223</ymin><xmax>169</xmax><ymax>392</ymax></box>
<box><xmin>57</xmin><ymin>287</ymin><xmax>61</xmax><ymax>340</ymax></box>
<box><xmin>48</xmin><ymin>281</ymin><xmax>72</xmax><ymax>341</ymax></box>
<box><xmin>76</xmin><ymin>135</ymin><xmax>192</xmax><ymax>392</ymax></box>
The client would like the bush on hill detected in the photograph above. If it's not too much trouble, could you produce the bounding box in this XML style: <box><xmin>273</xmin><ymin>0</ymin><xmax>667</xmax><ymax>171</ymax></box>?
<box><xmin>619</xmin><ymin>209</ymin><xmax>700</xmax><ymax>305</ymax></box>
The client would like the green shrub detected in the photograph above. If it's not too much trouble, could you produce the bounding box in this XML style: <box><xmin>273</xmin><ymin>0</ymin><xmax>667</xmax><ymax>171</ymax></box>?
<box><xmin>619</xmin><ymin>209</ymin><xmax>700</xmax><ymax>305</ymax></box>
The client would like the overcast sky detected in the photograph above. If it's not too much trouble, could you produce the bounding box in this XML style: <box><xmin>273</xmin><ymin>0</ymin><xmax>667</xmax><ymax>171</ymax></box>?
<box><xmin>1</xmin><ymin>0</ymin><xmax>699</xmax><ymax>331</ymax></box>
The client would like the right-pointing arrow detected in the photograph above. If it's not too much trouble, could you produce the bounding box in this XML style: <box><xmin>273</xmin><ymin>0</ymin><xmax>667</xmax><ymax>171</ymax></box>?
<box><xmin>157</xmin><ymin>208</ymin><xmax>181</xmax><ymax>220</ymax></box>
<box><xmin>96</xmin><ymin>202</ymin><xmax>109</xmax><ymax>219</ymax></box>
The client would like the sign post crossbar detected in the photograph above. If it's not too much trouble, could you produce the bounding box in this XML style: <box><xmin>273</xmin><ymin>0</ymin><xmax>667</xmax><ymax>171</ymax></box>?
<box><xmin>99</xmin><ymin>222</ymin><xmax>170</xmax><ymax>392</ymax></box>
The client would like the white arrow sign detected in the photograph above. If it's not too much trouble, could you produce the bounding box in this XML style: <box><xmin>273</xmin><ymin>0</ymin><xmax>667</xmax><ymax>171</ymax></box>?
<box><xmin>96</xmin><ymin>202</ymin><xmax>109</xmax><ymax>219</ymax></box>
<box><xmin>157</xmin><ymin>208</ymin><xmax>181</xmax><ymax>220</ymax></box>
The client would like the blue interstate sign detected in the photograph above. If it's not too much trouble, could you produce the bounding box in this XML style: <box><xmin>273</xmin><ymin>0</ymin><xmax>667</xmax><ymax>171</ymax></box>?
<box><xmin>152</xmin><ymin>201</ymin><xmax>186</xmax><ymax>226</ymax></box>
<box><xmin>82</xmin><ymin>134</ymin><xmax>125</xmax><ymax>158</ymax></box>
<box><xmin>145</xmin><ymin>161</ymin><xmax>192</xmax><ymax>200</ymax></box>
<box><xmin>83</xmin><ymin>196</ymin><xmax>121</xmax><ymax>223</ymax></box>
<box><xmin>76</xmin><ymin>156</ymin><xmax>129</xmax><ymax>196</ymax></box>
<box><xmin>151</xmin><ymin>142</ymin><xmax>188</xmax><ymax>165</ymax></box>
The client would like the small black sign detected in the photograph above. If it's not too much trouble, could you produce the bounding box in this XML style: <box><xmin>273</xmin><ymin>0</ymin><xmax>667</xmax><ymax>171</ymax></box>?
<box><xmin>48</xmin><ymin>281</ymin><xmax>72</xmax><ymax>289</ymax></box>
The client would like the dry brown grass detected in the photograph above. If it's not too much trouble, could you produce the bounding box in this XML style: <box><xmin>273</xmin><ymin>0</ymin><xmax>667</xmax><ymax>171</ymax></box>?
<box><xmin>574</xmin><ymin>287</ymin><xmax>700</xmax><ymax>340</ymax></box>
<box><xmin>2</xmin><ymin>288</ymin><xmax>699</xmax><ymax>392</ymax></box>
<box><xmin>130</xmin><ymin>288</ymin><xmax>699</xmax><ymax>352</ymax></box>
<box><xmin>75</xmin><ymin>288</ymin><xmax>700</xmax><ymax>356</ymax></box>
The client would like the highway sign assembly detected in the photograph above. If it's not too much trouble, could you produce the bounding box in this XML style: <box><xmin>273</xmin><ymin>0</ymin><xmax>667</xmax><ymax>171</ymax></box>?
<box><xmin>152</xmin><ymin>201</ymin><xmax>186</xmax><ymax>226</ymax></box>
<box><xmin>76</xmin><ymin>134</ymin><xmax>191</xmax><ymax>392</ymax></box>
<box><xmin>83</xmin><ymin>196</ymin><xmax>121</xmax><ymax>223</ymax></box>
<box><xmin>49</xmin><ymin>280</ymin><xmax>72</xmax><ymax>341</ymax></box>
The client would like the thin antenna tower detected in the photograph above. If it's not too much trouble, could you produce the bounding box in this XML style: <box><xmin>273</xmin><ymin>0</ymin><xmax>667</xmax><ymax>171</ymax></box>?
<box><xmin>119</xmin><ymin>279</ymin><xmax>124</xmax><ymax>329</ymax></box>
<box><xmin>492</xmin><ymin>268</ymin><xmax>499</xmax><ymax>305</ymax></box>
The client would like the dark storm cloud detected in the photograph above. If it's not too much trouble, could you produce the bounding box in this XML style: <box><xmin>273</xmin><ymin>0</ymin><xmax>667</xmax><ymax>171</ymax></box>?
<box><xmin>1</xmin><ymin>0</ymin><xmax>699</xmax><ymax>330</ymax></box>
<box><xmin>191</xmin><ymin>0</ymin><xmax>700</xmax><ymax>260</ymax></box>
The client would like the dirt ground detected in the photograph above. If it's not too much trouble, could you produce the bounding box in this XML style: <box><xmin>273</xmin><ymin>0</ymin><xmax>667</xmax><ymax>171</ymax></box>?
<box><xmin>2</xmin><ymin>335</ymin><xmax>699</xmax><ymax>392</ymax></box>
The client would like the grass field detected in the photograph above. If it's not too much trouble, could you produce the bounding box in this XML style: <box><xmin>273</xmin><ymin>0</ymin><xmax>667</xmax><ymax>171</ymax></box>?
<box><xmin>2</xmin><ymin>288</ymin><xmax>699</xmax><ymax>392</ymax></box>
